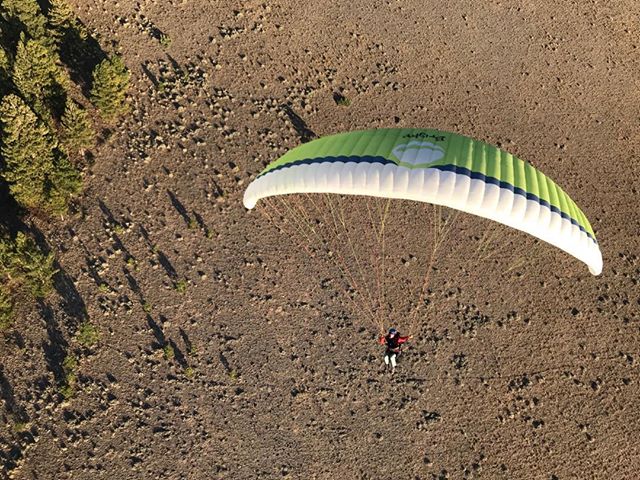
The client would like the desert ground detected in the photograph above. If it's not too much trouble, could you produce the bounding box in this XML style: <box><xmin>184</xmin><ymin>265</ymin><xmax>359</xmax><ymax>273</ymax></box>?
<box><xmin>2</xmin><ymin>0</ymin><xmax>640</xmax><ymax>478</ymax></box>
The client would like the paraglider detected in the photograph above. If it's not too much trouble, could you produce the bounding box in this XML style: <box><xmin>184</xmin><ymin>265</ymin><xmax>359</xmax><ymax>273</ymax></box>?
<box><xmin>244</xmin><ymin>128</ymin><xmax>602</xmax><ymax>276</ymax></box>
<box><xmin>379</xmin><ymin>328</ymin><xmax>413</xmax><ymax>374</ymax></box>
<box><xmin>244</xmin><ymin>128</ymin><xmax>602</xmax><ymax>365</ymax></box>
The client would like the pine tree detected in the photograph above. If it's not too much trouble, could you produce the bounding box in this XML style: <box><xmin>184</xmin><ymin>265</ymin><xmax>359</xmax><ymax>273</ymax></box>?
<box><xmin>47</xmin><ymin>0</ymin><xmax>77</xmax><ymax>42</ymax></box>
<box><xmin>2</xmin><ymin>0</ymin><xmax>51</xmax><ymax>46</ymax></box>
<box><xmin>90</xmin><ymin>54</ymin><xmax>130</xmax><ymax>121</ymax></box>
<box><xmin>11</xmin><ymin>232</ymin><xmax>57</xmax><ymax>298</ymax></box>
<box><xmin>0</xmin><ymin>231</ymin><xmax>56</xmax><ymax>302</ymax></box>
<box><xmin>0</xmin><ymin>46</ymin><xmax>10</xmax><ymax>75</ymax></box>
<box><xmin>0</xmin><ymin>286</ymin><xmax>13</xmax><ymax>330</ymax></box>
<box><xmin>12</xmin><ymin>33</ymin><xmax>67</xmax><ymax>118</ymax></box>
<box><xmin>60</xmin><ymin>99</ymin><xmax>94</xmax><ymax>153</ymax></box>
<box><xmin>45</xmin><ymin>149</ymin><xmax>82</xmax><ymax>214</ymax></box>
<box><xmin>0</xmin><ymin>46</ymin><xmax>11</xmax><ymax>96</ymax></box>
<box><xmin>0</xmin><ymin>235</ymin><xmax>15</xmax><ymax>280</ymax></box>
<box><xmin>0</xmin><ymin>234</ymin><xmax>18</xmax><ymax>329</ymax></box>
<box><xmin>0</xmin><ymin>94</ymin><xmax>56</xmax><ymax>209</ymax></box>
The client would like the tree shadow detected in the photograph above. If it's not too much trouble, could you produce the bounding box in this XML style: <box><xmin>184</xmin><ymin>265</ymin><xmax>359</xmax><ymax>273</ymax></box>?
<box><xmin>84</xmin><ymin>252</ymin><xmax>104</xmax><ymax>286</ymax></box>
<box><xmin>219</xmin><ymin>352</ymin><xmax>231</xmax><ymax>373</ymax></box>
<box><xmin>168</xmin><ymin>338</ymin><xmax>187</xmax><ymax>369</ymax></box>
<box><xmin>111</xmin><ymin>233</ymin><xmax>132</xmax><ymax>260</ymax></box>
<box><xmin>141</xmin><ymin>62</ymin><xmax>159</xmax><ymax>88</ymax></box>
<box><xmin>51</xmin><ymin>265</ymin><xmax>88</xmax><ymax>331</ymax></box>
<box><xmin>210</xmin><ymin>178</ymin><xmax>224</xmax><ymax>199</ymax></box>
<box><xmin>98</xmin><ymin>200</ymin><xmax>134</xmax><ymax>260</ymax></box>
<box><xmin>139</xmin><ymin>224</ymin><xmax>153</xmax><ymax>247</ymax></box>
<box><xmin>0</xmin><ymin>11</ymin><xmax>28</xmax><ymax>50</ymax></box>
<box><xmin>0</xmin><ymin>445</ymin><xmax>21</xmax><ymax>476</ymax></box>
<box><xmin>281</xmin><ymin>104</ymin><xmax>317</xmax><ymax>143</ymax></box>
<box><xmin>156</xmin><ymin>250</ymin><xmax>177</xmax><ymax>280</ymax></box>
<box><xmin>4</xmin><ymin>331</ymin><xmax>25</xmax><ymax>349</ymax></box>
<box><xmin>0</xmin><ymin>179</ymin><xmax>24</xmax><ymax>233</ymax></box>
<box><xmin>57</xmin><ymin>23</ymin><xmax>108</xmax><ymax>96</ymax></box>
<box><xmin>167</xmin><ymin>190</ymin><xmax>191</xmax><ymax>225</ymax></box>
<box><xmin>0</xmin><ymin>366</ymin><xmax>28</xmax><ymax>424</ymax></box>
<box><xmin>192</xmin><ymin>210</ymin><xmax>209</xmax><ymax>233</ymax></box>
<box><xmin>146</xmin><ymin>316</ymin><xmax>186</xmax><ymax>367</ymax></box>
<box><xmin>146</xmin><ymin>314</ymin><xmax>166</xmax><ymax>349</ymax></box>
<box><xmin>166</xmin><ymin>54</ymin><xmax>183</xmax><ymax>75</ymax></box>
<box><xmin>124</xmin><ymin>268</ymin><xmax>141</xmax><ymax>297</ymax></box>
<box><xmin>135</xmin><ymin>12</ymin><xmax>165</xmax><ymax>43</ymax></box>
<box><xmin>38</xmin><ymin>300</ymin><xmax>68</xmax><ymax>388</ymax></box>
<box><xmin>98</xmin><ymin>200</ymin><xmax>119</xmax><ymax>228</ymax></box>
<box><xmin>83</xmin><ymin>150</ymin><xmax>96</xmax><ymax>168</ymax></box>
<box><xmin>179</xmin><ymin>327</ymin><xmax>192</xmax><ymax>353</ymax></box>
<box><xmin>26</xmin><ymin>224</ymin><xmax>88</xmax><ymax>332</ymax></box>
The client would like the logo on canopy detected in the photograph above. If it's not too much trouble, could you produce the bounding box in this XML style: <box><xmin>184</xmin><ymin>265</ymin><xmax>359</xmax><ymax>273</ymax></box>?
<box><xmin>391</xmin><ymin>141</ymin><xmax>446</xmax><ymax>168</ymax></box>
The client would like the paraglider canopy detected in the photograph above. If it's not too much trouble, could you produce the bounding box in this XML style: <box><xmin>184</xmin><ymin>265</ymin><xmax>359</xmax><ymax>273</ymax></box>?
<box><xmin>244</xmin><ymin>128</ymin><xmax>602</xmax><ymax>275</ymax></box>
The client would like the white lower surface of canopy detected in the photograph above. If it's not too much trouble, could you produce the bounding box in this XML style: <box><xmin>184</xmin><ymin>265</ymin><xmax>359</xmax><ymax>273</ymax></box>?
<box><xmin>243</xmin><ymin>161</ymin><xmax>602</xmax><ymax>275</ymax></box>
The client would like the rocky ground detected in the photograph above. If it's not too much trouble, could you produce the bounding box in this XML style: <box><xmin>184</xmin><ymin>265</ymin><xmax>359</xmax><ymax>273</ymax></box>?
<box><xmin>1</xmin><ymin>0</ymin><xmax>640</xmax><ymax>478</ymax></box>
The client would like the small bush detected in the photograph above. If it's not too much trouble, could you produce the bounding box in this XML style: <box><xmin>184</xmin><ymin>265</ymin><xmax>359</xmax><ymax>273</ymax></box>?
<box><xmin>60</xmin><ymin>384</ymin><xmax>74</xmax><ymax>399</ymax></box>
<box><xmin>174</xmin><ymin>279</ymin><xmax>187</xmax><ymax>293</ymax></box>
<box><xmin>333</xmin><ymin>92</ymin><xmax>350</xmax><ymax>107</ymax></box>
<box><xmin>159</xmin><ymin>33</ymin><xmax>171</xmax><ymax>48</ymax></box>
<box><xmin>13</xmin><ymin>421</ymin><xmax>29</xmax><ymax>433</ymax></box>
<box><xmin>61</xmin><ymin>353</ymin><xmax>78</xmax><ymax>398</ymax></box>
<box><xmin>163</xmin><ymin>344</ymin><xmax>174</xmax><ymax>360</ymax></box>
<box><xmin>76</xmin><ymin>321</ymin><xmax>99</xmax><ymax>347</ymax></box>
<box><xmin>62</xmin><ymin>352</ymin><xmax>78</xmax><ymax>372</ymax></box>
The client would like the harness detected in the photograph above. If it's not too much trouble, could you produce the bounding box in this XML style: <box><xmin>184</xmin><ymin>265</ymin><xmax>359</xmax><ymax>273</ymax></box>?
<box><xmin>385</xmin><ymin>334</ymin><xmax>402</xmax><ymax>355</ymax></box>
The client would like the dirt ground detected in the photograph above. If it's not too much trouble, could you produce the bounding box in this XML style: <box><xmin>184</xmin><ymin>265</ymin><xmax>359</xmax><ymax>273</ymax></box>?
<box><xmin>1</xmin><ymin>0</ymin><xmax>640</xmax><ymax>478</ymax></box>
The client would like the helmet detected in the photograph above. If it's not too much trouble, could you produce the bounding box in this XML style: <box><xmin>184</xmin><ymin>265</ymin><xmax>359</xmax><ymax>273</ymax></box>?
<box><xmin>388</xmin><ymin>328</ymin><xmax>397</xmax><ymax>335</ymax></box>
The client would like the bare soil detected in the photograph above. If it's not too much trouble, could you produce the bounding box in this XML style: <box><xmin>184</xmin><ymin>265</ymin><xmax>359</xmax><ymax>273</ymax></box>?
<box><xmin>2</xmin><ymin>1</ymin><xmax>640</xmax><ymax>479</ymax></box>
